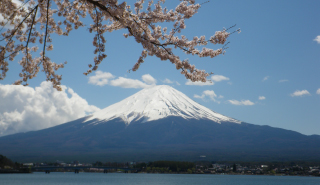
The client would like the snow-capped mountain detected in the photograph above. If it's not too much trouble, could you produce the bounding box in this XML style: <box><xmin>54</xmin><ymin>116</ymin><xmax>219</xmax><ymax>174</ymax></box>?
<box><xmin>1</xmin><ymin>85</ymin><xmax>320</xmax><ymax>162</ymax></box>
<box><xmin>86</xmin><ymin>85</ymin><xmax>241</xmax><ymax>124</ymax></box>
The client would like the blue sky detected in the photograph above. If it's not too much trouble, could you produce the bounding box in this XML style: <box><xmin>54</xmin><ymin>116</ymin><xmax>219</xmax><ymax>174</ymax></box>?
<box><xmin>1</xmin><ymin>0</ymin><xmax>320</xmax><ymax>136</ymax></box>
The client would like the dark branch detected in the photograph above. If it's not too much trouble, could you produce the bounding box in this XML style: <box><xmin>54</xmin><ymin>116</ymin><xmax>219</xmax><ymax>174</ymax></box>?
<box><xmin>0</xmin><ymin>0</ymin><xmax>32</xmax><ymax>33</ymax></box>
<box><xmin>0</xmin><ymin>5</ymin><xmax>38</xmax><ymax>42</ymax></box>
<box><xmin>43</xmin><ymin>0</ymin><xmax>50</xmax><ymax>61</ymax></box>
<box><xmin>86</xmin><ymin>0</ymin><xmax>120</xmax><ymax>21</ymax></box>
<box><xmin>26</xmin><ymin>5</ymin><xmax>38</xmax><ymax>64</ymax></box>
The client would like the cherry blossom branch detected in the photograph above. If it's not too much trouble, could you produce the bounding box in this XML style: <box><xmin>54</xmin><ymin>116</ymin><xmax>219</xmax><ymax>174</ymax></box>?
<box><xmin>0</xmin><ymin>0</ymin><xmax>240</xmax><ymax>90</ymax></box>
<box><xmin>0</xmin><ymin>0</ymin><xmax>31</xmax><ymax>33</ymax></box>
<box><xmin>42</xmin><ymin>0</ymin><xmax>50</xmax><ymax>61</ymax></box>
<box><xmin>26</xmin><ymin>5</ymin><xmax>38</xmax><ymax>64</ymax></box>
<box><xmin>86</xmin><ymin>0</ymin><xmax>120</xmax><ymax>21</ymax></box>
<box><xmin>0</xmin><ymin>5</ymin><xmax>38</xmax><ymax>42</ymax></box>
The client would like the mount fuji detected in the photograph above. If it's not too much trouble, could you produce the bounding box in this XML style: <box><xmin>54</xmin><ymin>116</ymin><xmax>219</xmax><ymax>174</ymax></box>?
<box><xmin>86</xmin><ymin>85</ymin><xmax>241</xmax><ymax>125</ymax></box>
<box><xmin>0</xmin><ymin>85</ymin><xmax>320</xmax><ymax>162</ymax></box>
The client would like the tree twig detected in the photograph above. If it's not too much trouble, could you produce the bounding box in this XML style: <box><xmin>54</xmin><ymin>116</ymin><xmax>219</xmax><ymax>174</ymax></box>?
<box><xmin>26</xmin><ymin>5</ymin><xmax>38</xmax><ymax>64</ymax></box>
<box><xmin>0</xmin><ymin>0</ymin><xmax>32</xmax><ymax>33</ymax></box>
<box><xmin>0</xmin><ymin>5</ymin><xmax>38</xmax><ymax>42</ymax></box>
<box><xmin>42</xmin><ymin>0</ymin><xmax>50</xmax><ymax>61</ymax></box>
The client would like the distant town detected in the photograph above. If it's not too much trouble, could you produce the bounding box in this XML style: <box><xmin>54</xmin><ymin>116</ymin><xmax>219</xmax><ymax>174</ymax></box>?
<box><xmin>1</xmin><ymin>154</ymin><xmax>319</xmax><ymax>177</ymax></box>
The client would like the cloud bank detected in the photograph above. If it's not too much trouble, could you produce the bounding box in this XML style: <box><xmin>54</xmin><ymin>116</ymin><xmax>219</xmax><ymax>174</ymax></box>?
<box><xmin>290</xmin><ymin>90</ymin><xmax>310</xmax><ymax>97</ymax></box>
<box><xmin>110</xmin><ymin>77</ymin><xmax>153</xmax><ymax>88</ymax></box>
<box><xmin>314</xmin><ymin>36</ymin><xmax>320</xmax><ymax>44</ymax></box>
<box><xmin>141</xmin><ymin>74</ymin><xmax>157</xmax><ymax>84</ymax></box>
<box><xmin>0</xmin><ymin>82</ymin><xmax>100</xmax><ymax>136</ymax></box>
<box><xmin>211</xmin><ymin>75</ymin><xmax>230</xmax><ymax>82</ymax></box>
<box><xmin>162</xmin><ymin>78</ymin><xmax>180</xmax><ymax>86</ymax></box>
<box><xmin>162</xmin><ymin>78</ymin><xmax>173</xmax><ymax>84</ymax></box>
<box><xmin>185</xmin><ymin>80</ymin><xmax>214</xmax><ymax>86</ymax></box>
<box><xmin>88</xmin><ymin>71</ymin><xmax>115</xmax><ymax>86</ymax></box>
<box><xmin>262</xmin><ymin>76</ymin><xmax>270</xmax><ymax>81</ymax></box>
<box><xmin>259</xmin><ymin>96</ymin><xmax>266</xmax><ymax>100</ymax></box>
<box><xmin>88</xmin><ymin>71</ymin><xmax>156</xmax><ymax>88</ymax></box>
<box><xmin>228</xmin><ymin>100</ymin><xmax>255</xmax><ymax>106</ymax></box>
<box><xmin>186</xmin><ymin>74</ymin><xmax>230</xmax><ymax>86</ymax></box>
<box><xmin>194</xmin><ymin>90</ymin><xmax>220</xmax><ymax>103</ymax></box>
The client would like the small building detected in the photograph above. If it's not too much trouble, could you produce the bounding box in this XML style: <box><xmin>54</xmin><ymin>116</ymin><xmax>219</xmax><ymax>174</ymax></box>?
<box><xmin>23</xmin><ymin>163</ymin><xmax>34</xmax><ymax>167</ymax></box>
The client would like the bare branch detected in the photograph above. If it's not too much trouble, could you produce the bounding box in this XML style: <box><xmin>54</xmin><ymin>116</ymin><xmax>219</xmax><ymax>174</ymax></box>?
<box><xmin>42</xmin><ymin>0</ymin><xmax>50</xmax><ymax>61</ymax></box>
<box><xmin>26</xmin><ymin>5</ymin><xmax>38</xmax><ymax>64</ymax></box>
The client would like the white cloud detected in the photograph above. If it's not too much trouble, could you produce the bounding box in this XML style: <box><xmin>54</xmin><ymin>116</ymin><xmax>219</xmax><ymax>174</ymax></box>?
<box><xmin>185</xmin><ymin>80</ymin><xmax>214</xmax><ymax>86</ymax></box>
<box><xmin>290</xmin><ymin>90</ymin><xmax>310</xmax><ymax>97</ymax></box>
<box><xmin>185</xmin><ymin>74</ymin><xmax>229</xmax><ymax>86</ymax></box>
<box><xmin>203</xmin><ymin>90</ymin><xmax>218</xmax><ymax>101</ymax></box>
<box><xmin>142</xmin><ymin>74</ymin><xmax>157</xmax><ymax>84</ymax></box>
<box><xmin>228</xmin><ymin>100</ymin><xmax>255</xmax><ymax>106</ymax></box>
<box><xmin>110</xmin><ymin>77</ymin><xmax>154</xmax><ymax>89</ymax></box>
<box><xmin>262</xmin><ymin>76</ymin><xmax>270</xmax><ymax>81</ymax></box>
<box><xmin>259</xmin><ymin>96</ymin><xmax>266</xmax><ymax>100</ymax></box>
<box><xmin>88</xmin><ymin>71</ymin><xmax>115</xmax><ymax>86</ymax></box>
<box><xmin>194</xmin><ymin>90</ymin><xmax>219</xmax><ymax>103</ymax></box>
<box><xmin>279</xmin><ymin>79</ymin><xmax>288</xmax><ymax>83</ymax></box>
<box><xmin>194</xmin><ymin>94</ymin><xmax>205</xmax><ymax>99</ymax></box>
<box><xmin>314</xmin><ymin>35</ymin><xmax>320</xmax><ymax>44</ymax></box>
<box><xmin>162</xmin><ymin>78</ymin><xmax>174</xmax><ymax>84</ymax></box>
<box><xmin>0</xmin><ymin>82</ymin><xmax>100</xmax><ymax>136</ymax></box>
<box><xmin>89</xmin><ymin>71</ymin><xmax>157</xmax><ymax>89</ymax></box>
<box><xmin>162</xmin><ymin>78</ymin><xmax>180</xmax><ymax>86</ymax></box>
<box><xmin>211</xmin><ymin>75</ymin><xmax>230</xmax><ymax>82</ymax></box>
<box><xmin>317</xmin><ymin>88</ymin><xmax>320</xmax><ymax>95</ymax></box>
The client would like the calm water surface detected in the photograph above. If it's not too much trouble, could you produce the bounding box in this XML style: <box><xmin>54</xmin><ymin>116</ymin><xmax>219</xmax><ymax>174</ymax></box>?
<box><xmin>1</xmin><ymin>172</ymin><xmax>319</xmax><ymax>185</ymax></box>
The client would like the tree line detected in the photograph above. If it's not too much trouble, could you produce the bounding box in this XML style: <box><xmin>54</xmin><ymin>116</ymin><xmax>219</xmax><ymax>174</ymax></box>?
<box><xmin>134</xmin><ymin>161</ymin><xmax>195</xmax><ymax>173</ymax></box>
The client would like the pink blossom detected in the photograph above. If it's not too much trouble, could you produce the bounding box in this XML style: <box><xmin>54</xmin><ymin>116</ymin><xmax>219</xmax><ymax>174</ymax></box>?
<box><xmin>0</xmin><ymin>0</ymin><xmax>239</xmax><ymax>90</ymax></box>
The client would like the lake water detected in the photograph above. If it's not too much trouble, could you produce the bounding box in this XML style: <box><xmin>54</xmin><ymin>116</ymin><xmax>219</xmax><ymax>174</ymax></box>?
<box><xmin>1</xmin><ymin>172</ymin><xmax>319</xmax><ymax>185</ymax></box>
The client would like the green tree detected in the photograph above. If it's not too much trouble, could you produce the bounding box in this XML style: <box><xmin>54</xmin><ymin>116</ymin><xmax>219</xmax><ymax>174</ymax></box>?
<box><xmin>0</xmin><ymin>155</ymin><xmax>16</xmax><ymax>168</ymax></box>
<box><xmin>233</xmin><ymin>163</ymin><xmax>237</xmax><ymax>172</ymax></box>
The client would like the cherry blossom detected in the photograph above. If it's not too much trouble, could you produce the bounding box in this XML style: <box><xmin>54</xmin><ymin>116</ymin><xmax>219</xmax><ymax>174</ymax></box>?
<box><xmin>0</xmin><ymin>0</ymin><xmax>240</xmax><ymax>90</ymax></box>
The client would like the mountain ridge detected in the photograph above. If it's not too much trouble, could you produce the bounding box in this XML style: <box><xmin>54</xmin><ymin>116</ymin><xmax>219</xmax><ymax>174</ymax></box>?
<box><xmin>85</xmin><ymin>85</ymin><xmax>241</xmax><ymax>124</ymax></box>
<box><xmin>0</xmin><ymin>85</ymin><xmax>320</xmax><ymax>162</ymax></box>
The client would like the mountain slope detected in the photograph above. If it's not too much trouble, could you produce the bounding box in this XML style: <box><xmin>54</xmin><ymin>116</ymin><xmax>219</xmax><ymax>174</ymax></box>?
<box><xmin>85</xmin><ymin>85</ymin><xmax>240</xmax><ymax>124</ymax></box>
<box><xmin>0</xmin><ymin>85</ymin><xmax>319</xmax><ymax>162</ymax></box>
<box><xmin>1</xmin><ymin>116</ymin><xmax>320</xmax><ymax>162</ymax></box>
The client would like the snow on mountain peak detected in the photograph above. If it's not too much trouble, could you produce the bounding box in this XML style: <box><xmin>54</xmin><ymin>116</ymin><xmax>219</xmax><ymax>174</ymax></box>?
<box><xmin>85</xmin><ymin>85</ymin><xmax>241</xmax><ymax>124</ymax></box>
